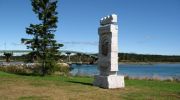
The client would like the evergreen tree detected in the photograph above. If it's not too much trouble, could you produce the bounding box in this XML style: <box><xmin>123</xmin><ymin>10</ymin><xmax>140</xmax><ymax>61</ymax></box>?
<box><xmin>22</xmin><ymin>0</ymin><xmax>63</xmax><ymax>75</ymax></box>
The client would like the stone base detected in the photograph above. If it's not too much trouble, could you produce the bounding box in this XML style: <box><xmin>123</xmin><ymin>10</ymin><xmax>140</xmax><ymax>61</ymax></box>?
<box><xmin>93</xmin><ymin>75</ymin><xmax>125</xmax><ymax>89</ymax></box>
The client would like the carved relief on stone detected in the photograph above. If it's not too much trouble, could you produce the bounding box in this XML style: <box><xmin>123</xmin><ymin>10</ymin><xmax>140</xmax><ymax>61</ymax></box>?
<box><xmin>101</xmin><ymin>33</ymin><xmax>109</xmax><ymax>56</ymax></box>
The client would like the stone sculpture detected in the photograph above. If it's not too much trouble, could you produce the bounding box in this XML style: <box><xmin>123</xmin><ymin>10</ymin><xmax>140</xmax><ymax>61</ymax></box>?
<box><xmin>93</xmin><ymin>14</ymin><xmax>125</xmax><ymax>89</ymax></box>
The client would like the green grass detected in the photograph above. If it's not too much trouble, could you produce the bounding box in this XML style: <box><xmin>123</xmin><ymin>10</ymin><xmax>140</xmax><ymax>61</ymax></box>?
<box><xmin>19</xmin><ymin>96</ymin><xmax>50</xmax><ymax>100</ymax></box>
<box><xmin>0</xmin><ymin>71</ymin><xmax>179</xmax><ymax>100</ymax></box>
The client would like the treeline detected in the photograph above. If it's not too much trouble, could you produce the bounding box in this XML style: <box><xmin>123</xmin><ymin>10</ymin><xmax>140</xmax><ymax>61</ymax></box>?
<box><xmin>60</xmin><ymin>53</ymin><xmax>180</xmax><ymax>63</ymax></box>
<box><xmin>118</xmin><ymin>53</ymin><xmax>180</xmax><ymax>62</ymax></box>
<box><xmin>0</xmin><ymin>56</ymin><xmax>25</xmax><ymax>62</ymax></box>
<box><xmin>1</xmin><ymin>53</ymin><xmax>180</xmax><ymax>63</ymax></box>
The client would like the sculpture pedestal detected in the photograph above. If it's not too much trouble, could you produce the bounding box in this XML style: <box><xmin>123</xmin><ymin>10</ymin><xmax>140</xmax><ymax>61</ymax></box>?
<box><xmin>93</xmin><ymin>75</ymin><xmax>125</xmax><ymax>89</ymax></box>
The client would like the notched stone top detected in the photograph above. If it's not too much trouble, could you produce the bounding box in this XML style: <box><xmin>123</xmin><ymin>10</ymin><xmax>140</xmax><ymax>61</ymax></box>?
<box><xmin>100</xmin><ymin>14</ymin><xmax>117</xmax><ymax>26</ymax></box>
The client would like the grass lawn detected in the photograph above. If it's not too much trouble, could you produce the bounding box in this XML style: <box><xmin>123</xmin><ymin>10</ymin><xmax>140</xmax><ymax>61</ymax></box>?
<box><xmin>0</xmin><ymin>71</ymin><xmax>180</xmax><ymax>100</ymax></box>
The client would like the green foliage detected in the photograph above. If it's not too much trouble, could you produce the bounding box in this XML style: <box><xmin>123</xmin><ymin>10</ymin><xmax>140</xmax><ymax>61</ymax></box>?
<box><xmin>118</xmin><ymin>53</ymin><xmax>180</xmax><ymax>62</ymax></box>
<box><xmin>0</xmin><ymin>63</ymin><xmax>70</xmax><ymax>76</ymax></box>
<box><xmin>23</xmin><ymin>52</ymin><xmax>37</xmax><ymax>63</ymax></box>
<box><xmin>54</xmin><ymin>63</ymin><xmax>70</xmax><ymax>75</ymax></box>
<box><xmin>61</xmin><ymin>52</ymin><xmax>180</xmax><ymax>63</ymax></box>
<box><xmin>0</xmin><ymin>66</ymin><xmax>31</xmax><ymax>75</ymax></box>
<box><xmin>21</xmin><ymin>0</ymin><xmax>63</xmax><ymax>75</ymax></box>
<box><xmin>3</xmin><ymin>52</ymin><xmax>13</xmax><ymax>62</ymax></box>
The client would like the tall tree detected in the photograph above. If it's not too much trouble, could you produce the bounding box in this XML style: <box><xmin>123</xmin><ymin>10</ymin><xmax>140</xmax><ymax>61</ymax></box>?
<box><xmin>22</xmin><ymin>0</ymin><xmax>63</xmax><ymax>75</ymax></box>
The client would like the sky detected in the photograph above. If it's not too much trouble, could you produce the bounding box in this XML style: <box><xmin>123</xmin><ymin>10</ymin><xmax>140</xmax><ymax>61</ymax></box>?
<box><xmin>0</xmin><ymin>0</ymin><xmax>180</xmax><ymax>55</ymax></box>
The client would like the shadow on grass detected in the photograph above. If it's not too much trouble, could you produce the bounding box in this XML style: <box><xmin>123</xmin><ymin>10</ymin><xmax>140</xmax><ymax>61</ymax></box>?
<box><xmin>2</xmin><ymin>72</ymin><xmax>43</xmax><ymax>77</ymax></box>
<box><xmin>67</xmin><ymin>80</ymin><xmax>93</xmax><ymax>86</ymax></box>
<box><xmin>16</xmin><ymin>73</ymin><xmax>41</xmax><ymax>76</ymax></box>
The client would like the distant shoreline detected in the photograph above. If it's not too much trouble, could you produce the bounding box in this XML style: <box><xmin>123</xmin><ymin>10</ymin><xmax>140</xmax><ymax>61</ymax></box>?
<box><xmin>1</xmin><ymin>61</ymin><xmax>180</xmax><ymax>65</ymax></box>
<box><xmin>118</xmin><ymin>62</ymin><xmax>180</xmax><ymax>65</ymax></box>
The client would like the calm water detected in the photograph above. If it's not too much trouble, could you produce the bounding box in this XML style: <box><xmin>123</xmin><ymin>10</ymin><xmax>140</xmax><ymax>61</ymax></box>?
<box><xmin>70</xmin><ymin>64</ymin><xmax>180</xmax><ymax>79</ymax></box>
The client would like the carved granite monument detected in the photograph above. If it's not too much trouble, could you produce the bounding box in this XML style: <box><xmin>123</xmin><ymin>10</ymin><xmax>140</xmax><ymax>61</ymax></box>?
<box><xmin>93</xmin><ymin>14</ymin><xmax>125</xmax><ymax>89</ymax></box>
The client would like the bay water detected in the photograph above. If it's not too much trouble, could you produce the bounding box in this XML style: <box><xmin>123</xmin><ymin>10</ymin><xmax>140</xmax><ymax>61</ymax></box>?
<box><xmin>70</xmin><ymin>63</ymin><xmax>180</xmax><ymax>79</ymax></box>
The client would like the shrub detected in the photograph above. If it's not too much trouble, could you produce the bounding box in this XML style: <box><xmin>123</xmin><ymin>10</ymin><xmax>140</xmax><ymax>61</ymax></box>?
<box><xmin>0</xmin><ymin>65</ymin><xmax>31</xmax><ymax>75</ymax></box>
<box><xmin>0</xmin><ymin>62</ymin><xmax>71</xmax><ymax>76</ymax></box>
<box><xmin>54</xmin><ymin>63</ymin><xmax>70</xmax><ymax>75</ymax></box>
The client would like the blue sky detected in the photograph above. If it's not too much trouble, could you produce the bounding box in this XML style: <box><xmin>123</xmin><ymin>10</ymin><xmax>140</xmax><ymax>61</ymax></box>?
<box><xmin>0</xmin><ymin>0</ymin><xmax>180</xmax><ymax>55</ymax></box>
